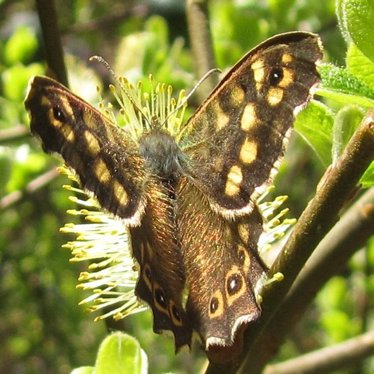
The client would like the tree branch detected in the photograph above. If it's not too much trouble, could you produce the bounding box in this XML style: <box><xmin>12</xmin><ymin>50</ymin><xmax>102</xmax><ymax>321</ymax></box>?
<box><xmin>35</xmin><ymin>0</ymin><xmax>68</xmax><ymax>85</ymax></box>
<box><xmin>206</xmin><ymin>109</ymin><xmax>374</xmax><ymax>373</ymax></box>
<box><xmin>239</xmin><ymin>187</ymin><xmax>374</xmax><ymax>372</ymax></box>
<box><xmin>0</xmin><ymin>126</ymin><xmax>29</xmax><ymax>144</ymax></box>
<box><xmin>0</xmin><ymin>168</ymin><xmax>59</xmax><ymax>210</ymax></box>
<box><xmin>264</xmin><ymin>330</ymin><xmax>374</xmax><ymax>374</ymax></box>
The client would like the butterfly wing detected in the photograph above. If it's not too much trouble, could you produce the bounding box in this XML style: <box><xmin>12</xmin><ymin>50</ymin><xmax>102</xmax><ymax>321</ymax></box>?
<box><xmin>176</xmin><ymin>32</ymin><xmax>322</xmax><ymax>357</ymax></box>
<box><xmin>129</xmin><ymin>179</ymin><xmax>192</xmax><ymax>349</ymax></box>
<box><xmin>25</xmin><ymin>76</ymin><xmax>192</xmax><ymax>348</ymax></box>
<box><xmin>25</xmin><ymin>76</ymin><xmax>146</xmax><ymax>224</ymax></box>
<box><xmin>177</xmin><ymin>177</ymin><xmax>265</xmax><ymax>355</ymax></box>
<box><xmin>181</xmin><ymin>32</ymin><xmax>322</xmax><ymax>217</ymax></box>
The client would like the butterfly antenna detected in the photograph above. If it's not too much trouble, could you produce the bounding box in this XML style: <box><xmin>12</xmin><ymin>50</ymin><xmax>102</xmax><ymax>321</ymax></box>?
<box><xmin>89</xmin><ymin>55</ymin><xmax>151</xmax><ymax>129</ymax></box>
<box><xmin>184</xmin><ymin>68</ymin><xmax>221</xmax><ymax>104</ymax></box>
<box><xmin>163</xmin><ymin>68</ymin><xmax>221</xmax><ymax>126</ymax></box>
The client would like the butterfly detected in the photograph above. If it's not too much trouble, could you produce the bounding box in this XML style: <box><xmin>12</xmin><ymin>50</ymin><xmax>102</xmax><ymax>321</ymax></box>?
<box><xmin>25</xmin><ymin>31</ymin><xmax>322</xmax><ymax>361</ymax></box>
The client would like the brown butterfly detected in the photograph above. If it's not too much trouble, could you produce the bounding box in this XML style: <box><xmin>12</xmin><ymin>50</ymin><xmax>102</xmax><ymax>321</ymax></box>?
<box><xmin>25</xmin><ymin>31</ymin><xmax>322</xmax><ymax>360</ymax></box>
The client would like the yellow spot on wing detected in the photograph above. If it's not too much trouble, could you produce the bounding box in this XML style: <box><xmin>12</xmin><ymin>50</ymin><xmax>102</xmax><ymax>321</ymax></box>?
<box><xmin>237</xmin><ymin>244</ymin><xmax>251</xmax><ymax>273</ymax></box>
<box><xmin>60</xmin><ymin>96</ymin><xmax>75</xmax><ymax>118</ymax></box>
<box><xmin>278</xmin><ymin>68</ymin><xmax>294</xmax><ymax>88</ymax></box>
<box><xmin>241</xmin><ymin>103</ymin><xmax>257</xmax><ymax>131</ymax></box>
<box><xmin>41</xmin><ymin>96</ymin><xmax>50</xmax><ymax>107</ymax></box>
<box><xmin>48</xmin><ymin>106</ymin><xmax>62</xmax><ymax>129</ymax></box>
<box><xmin>240</xmin><ymin>138</ymin><xmax>258</xmax><ymax>164</ymax></box>
<box><xmin>216</xmin><ymin>109</ymin><xmax>230</xmax><ymax>130</ymax></box>
<box><xmin>214</xmin><ymin>157</ymin><xmax>225</xmax><ymax>173</ymax></box>
<box><xmin>252</xmin><ymin>59</ymin><xmax>266</xmax><ymax>88</ymax></box>
<box><xmin>209</xmin><ymin>102</ymin><xmax>230</xmax><ymax>131</ymax></box>
<box><xmin>238</xmin><ymin>224</ymin><xmax>250</xmax><ymax>243</ymax></box>
<box><xmin>113</xmin><ymin>179</ymin><xmax>129</xmax><ymax>207</ymax></box>
<box><xmin>83</xmin><ymin>130</ymin><xmax>101</xmax><ymax>156</ymax></box>
<box><xmin>230</xmin><ymin>85</ymin><xmax>246</xmax><ymax>107</ymax></box>
<box><xmin>50</xmin><ymin>109</ymin><xmax>74</xmax><ymax>141</ymax></box>
<box><xmin>225</xmin><ymin>165</ymin><xmax>243</xmax><ymax>196</ymax></box>
<box><xmin>282</xmin><ymin>53</ymin><xmax>294</xmax><ymax>63</ymax></box>
<box><xmin>63</xmin><ymin>124</ymin><xmax>75</xmax><ymax>142</ymax></box>
<box><xmin>94</xmin><ymin>158</ymin><xmax>111</xmax><ymax>184</ymax></box>
<box><xmin>267</xmin><ymin>87</ymin><xmax>284</xmax><ymax>106</ymax></box>
<box><xmin>144</xmin><ymin>241</ymin><xmax>153</xmax><ymax>259</ymax></box>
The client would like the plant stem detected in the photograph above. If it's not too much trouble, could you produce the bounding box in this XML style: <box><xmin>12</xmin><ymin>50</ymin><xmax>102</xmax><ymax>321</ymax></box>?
<box><xmin>243</xmin><ymin>187</ymin><xmax>374</xmax><ymax>372</ymax></box>
<box><xmin>0</xmin><ymin>168</ymin><xmax>59</xmax><ymax>210</ymax></box>
<box><xmin>186</xmin><ymin>0</ymin><xmax>218</xmax><ymax>101</ymax></box>
<box><xmin>264</xmin><ymin>330</ymin><xmax>374</xmax><ymax>374</ymax></box>
<box><xmin>35</xmin><ymin>0</ymin><xmax>68</xmax><ymax>85</ymax></box>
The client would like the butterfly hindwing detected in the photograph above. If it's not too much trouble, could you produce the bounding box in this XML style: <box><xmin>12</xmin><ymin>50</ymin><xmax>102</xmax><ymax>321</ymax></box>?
<box><xmin>130</xmin><ymin>179</ymin><xmax>192</xmax><ymax>349</ymax></box>
<box><xmin>177</xmin><ymin>177</ymin><xmax>266</xmax><ymax>353</ymax></box>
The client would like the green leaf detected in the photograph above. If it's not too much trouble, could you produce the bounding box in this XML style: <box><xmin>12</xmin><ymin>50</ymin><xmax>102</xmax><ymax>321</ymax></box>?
<box><xmin>331</xmin><ymin>105</ymin><xmax>364</xmax><ymax>164</ymax></box>
<box><xmin>336</xmin><ymin>0</ymin><xmax>349</xmax><ymax>42</ymax></box>
<box><xmin>95</xmin><ymin>332</ymin><xmax>148</xmax><ymax>374</ymax></box>
<box><xmin>295</xmin><ymin>100</ymin><xmax>334</xmax><ymax>166</ymax></box>
<box><xmin>336</xmin><ymin>0</ymin><xmax>374</xmax><ymax>63</ymax></box>
<box><xmin>4</xmin><ymin>26</ymin><xmax>38</xmax><ymax>65</ymax></box>
<box><xmin>321</xmin><ymin>309</ymin><xmax>357</xmax><ymax>342</ymax></box>
<box><xmin>5</xmin><ymin>150</ymin><xmax>48</xmax><ymax>193</ymax></box>
<box><xmin>330</xmin><ymin>106</ymin><xmax>373</xmax><ymax>188</ymax></box>
<box><xmin>318</xmin><ymin>63</ymin><xmax>374</xmax><ymax>108</ymax></box>
<box><xmin>347</xmin><ymin>43</ymin><xmax>374</xmax><ymax>89</ymax></box>
<box><xmin>3</xmin><ymin>63</ymin><xmax>44</xmax><ymax>102</ymax></box>
<box><xmin>360</xmin><ymin>161</ymin><xmax>374</xmax><ymax>187</ymax></box>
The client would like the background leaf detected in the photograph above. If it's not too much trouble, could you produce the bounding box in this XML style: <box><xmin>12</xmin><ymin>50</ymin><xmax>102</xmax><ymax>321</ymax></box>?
<box><xmin>347</xmin><ymin>43</ymin><xmax>374</xmax><ymax>89</ymax></box>
<box><xmin>337</xmin><ymin>0</ymin><xmax>374</xmax><ymax>62</ymax></box>
<box><xmin>95</xmin><ymin>333</ymin><xmax>147</xmax><ymax>374</ymax></box>
<box><xmin>295</xmin><ymin>100</ymin><xmax>334</xmax><ymax>166</ymax></box>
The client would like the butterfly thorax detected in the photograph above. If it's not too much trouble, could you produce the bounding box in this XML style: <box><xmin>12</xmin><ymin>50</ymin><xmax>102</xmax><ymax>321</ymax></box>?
<box><xmin>139</xmin><ymin>129</ymin><xmax>185</xmax><ymax>180</ymax></box>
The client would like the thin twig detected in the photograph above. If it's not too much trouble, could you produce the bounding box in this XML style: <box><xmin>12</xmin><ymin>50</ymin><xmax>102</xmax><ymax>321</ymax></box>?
<box><xmin>35</xmin><ymin>0</ymin><xmax>68</xmax><ymax>85</ymax></box>
<box><xmin>186</xmin><ymin>0</ymin><xmax>218</xmax><ymax>101</ymax></box>
<box><xmin>0</xmin><ymin>126</ymin><xmax>29</xmax><ymax>144</ymax></box>
<box><xmin>264</xmin><ymin>330</ymin><xmax>374</xmax><ymax>374</ymax></box>
<box><xmin>0</xmin><ymin>168</ymin><xmax>59</xmax><ymax>210</ymax></box>
<box><xmin>206</xmin><ymin>109</ymin><xmax>374</xmax><ymax>374</ymax></box>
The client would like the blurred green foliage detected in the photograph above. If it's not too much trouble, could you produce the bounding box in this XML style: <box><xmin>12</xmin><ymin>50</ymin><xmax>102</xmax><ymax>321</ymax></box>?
<box><xmin>0</xmin><ymin>0</ymin><xmax>372</xmax><ymax>373</ymax></box>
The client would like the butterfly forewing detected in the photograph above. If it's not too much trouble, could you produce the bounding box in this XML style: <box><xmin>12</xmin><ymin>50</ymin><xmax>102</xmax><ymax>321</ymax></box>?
<box><xmin>25</xmin><ymin>76</ymin><xmax>146</xmax><ymax>223</ymax></box>
<box><xmin>182</xmin><ymin>32</ymin><xmax>322</xmax><ymax>216</ymax></box>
